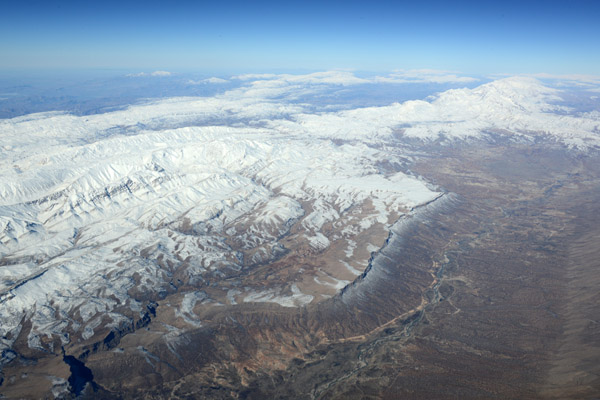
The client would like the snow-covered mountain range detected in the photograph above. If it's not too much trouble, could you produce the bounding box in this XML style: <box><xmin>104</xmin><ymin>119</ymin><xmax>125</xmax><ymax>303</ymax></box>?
<box><xmin>0</xmin><ymin>72</ymin><xmax>599</xmax><ymax>367</ymax></box>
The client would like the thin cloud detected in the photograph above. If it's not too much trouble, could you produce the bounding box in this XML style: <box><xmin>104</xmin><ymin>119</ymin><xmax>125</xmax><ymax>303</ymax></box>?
<box><xmin>233</xmin><ymin>71</ymin><xmax>369</xmax><ymax>86</ymax></box>
<box><xmin>375</xmin><ymin>69</ymin><xmax>479</xmax><ymax>84</ymax></box>
<box><xmin>487</xmin><ymin>73</ymin><xmax>600</xmax><ymax>88</ymax></box>
<box><xmin>188</xmin><ymin>77</ymin><xmax>229</xmax><ymax>84</ymax></box>
<box><xmin>127</xmin><ymin>71</ymin><xmax>172</xmax><ymax>77</ymax></box>
<box><xmin>234</xmin><ymin>70</ymin><xmax>478</xmax><ymax>87</ymax></box>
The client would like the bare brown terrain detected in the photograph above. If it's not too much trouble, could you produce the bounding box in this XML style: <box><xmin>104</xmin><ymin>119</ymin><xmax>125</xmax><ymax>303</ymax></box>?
<box><xmin>1</xmin><ymin>138</ymin><xmax>599</xmax><ymax>399</ymax></box>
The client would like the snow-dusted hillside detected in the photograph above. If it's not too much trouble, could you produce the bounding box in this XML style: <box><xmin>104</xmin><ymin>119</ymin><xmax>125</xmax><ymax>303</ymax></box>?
<box><xmin>0</xmin><ymin>72</ymin><xmax>599</xmax><ymax>365</ymax></box>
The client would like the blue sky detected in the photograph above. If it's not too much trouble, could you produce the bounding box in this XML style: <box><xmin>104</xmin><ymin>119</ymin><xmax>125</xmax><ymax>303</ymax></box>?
<box><xmin>1</xmin><ymin>0</ymin><xmax>599</xmax><ymax>75</ymax></box>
